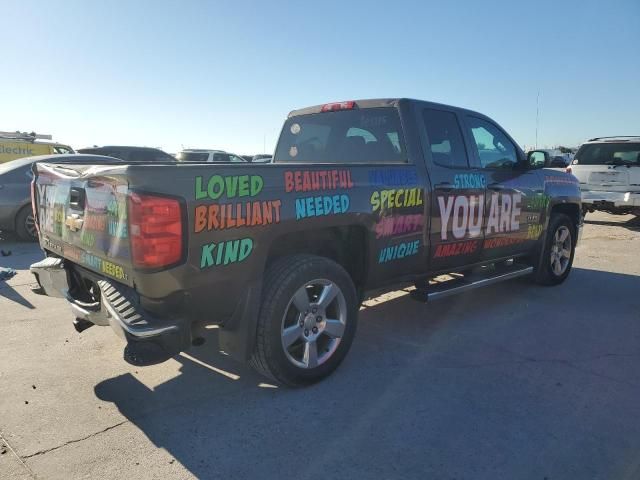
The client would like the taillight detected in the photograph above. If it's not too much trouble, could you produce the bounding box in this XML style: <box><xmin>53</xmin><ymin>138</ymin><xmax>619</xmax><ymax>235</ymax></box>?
<box><xmin>128</xmin><ymin>193</ymin><xmax>183</xmax><ymax>269</ymax></box>
<box><xmin>320</xmin><ymin>101</ymin><xmax>355</xmax><ymax>112</ymax></box>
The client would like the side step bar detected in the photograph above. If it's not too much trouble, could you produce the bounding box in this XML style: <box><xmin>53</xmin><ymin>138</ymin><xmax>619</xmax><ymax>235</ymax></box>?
<box><xmin>411</xmin><ymin>264</ymin><xmax>533</xmax><ymax>302</ymax></box>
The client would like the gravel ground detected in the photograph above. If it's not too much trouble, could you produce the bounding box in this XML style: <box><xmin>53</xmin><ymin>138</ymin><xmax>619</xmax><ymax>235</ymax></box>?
<box><xmin>1</xmin><ymin>211</ymin><xmax>639</xmax><ymax>480</ymax></box>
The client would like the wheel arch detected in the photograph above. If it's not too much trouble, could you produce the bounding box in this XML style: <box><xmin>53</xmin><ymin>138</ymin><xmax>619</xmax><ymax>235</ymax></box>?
<box><xmin>265</xmin><ymin>225</ymin><xmax>369</xmax><ymax>293</ymax></box>
<box><xmin>550</xmin><ymin>202</ymin><xmax>581</xmax><ymax>232</ymax></box>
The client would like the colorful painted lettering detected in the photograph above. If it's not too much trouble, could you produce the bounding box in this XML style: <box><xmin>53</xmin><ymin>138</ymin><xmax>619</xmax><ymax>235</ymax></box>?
<box><xmin>368</xmin><ymin>168</ymin><xmax>418</xmax><ymax>187</ymax></box>
<box><xmin>433</xmin><ymin>240</ymin><xmax>480</xmax><ymax>258</ymax></box>
<box><xmin>527</xmin><ymin>224</ymin><xmax>543</xmax><ymax>239</ymax></box>
<box><xmin>200</xmin><ymin>238</ymin><xmax>254</xmax><ymax>269</ymax></box>
<box><xmin>370</xmin><ymin>188</ymin><xmax>423</xmax><ymax>212</ymax></box>
<box><xmin>101</xmin><ymin>260</ymin><xmax>127</xmax><ymax>280</ymax></box>
<box><xmin>483</xmin><ymin>237</ymin><xmax>527</xmax><ymax>249</ymax></box>
<box><xmin>453</xmin><ymin>173</ymin><xmax>486</xmax><ymax>189</ymax></box>
<box><xmin>378</xmin><ymin>240</ymin><xmax>420</xmax><ymax>263</ymax></box>
<box><xmin>437</xmin><ymin>195</ymin><xmax>484</xmax><ymax>240</ymax></box>
<box><xmin>374</xmin><ymin>214</ymin><xmax>423</xmax><ymax>239</ymax></box>
<box><xmin>295</xmin><ymin>195</ymin><xmax>350</xmax><ymax>219</ymax></box>
<box><xmin>194</xmin><ymin>200</ymin><xmax>281</xmax><ymax>233</ymax></box>
<box><xmin>284</xmin><ymin>170</ymin><xmax>353</xmax><ymax>193</ymax></box>
<box><xmin>486</xmin><ymin>193</ymin><xmax>522</xmax><ymax>235</ymax></box>
<box><xmin>437</xmin><ymin>193</ymin><xmax>522</xmax><ymax>240</ymax></box>
<box><xmin>195</xmin><ymin>175</ymin><xmax>264</xmax><ymax>200</ymax></box>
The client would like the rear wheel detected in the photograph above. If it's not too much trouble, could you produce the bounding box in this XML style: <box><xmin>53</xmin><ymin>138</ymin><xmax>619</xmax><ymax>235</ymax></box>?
<box><xmin>250</xmin><ymin>255</ymin><xmax>358</xmax><ymax>386</ymax></box>
<box><xmin>15</xmin><ymin>206</ymin><xmax>38</xmax><ymax>241</ymax></box>
<box><xmin>533</xmin><ymin>213</ymin><xmax>576</xmax><ymax>285</ymax></box>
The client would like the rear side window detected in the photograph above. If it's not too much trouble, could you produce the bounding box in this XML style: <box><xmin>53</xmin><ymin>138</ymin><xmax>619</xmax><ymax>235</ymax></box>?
<box><xmin>575</xmin><ymin>143</ymin><xmax>640</xmax><ymax>166</ymax></box>
<box><xmin>422</xmin><ymin>109</ymin><xmax>469</xmax><ymax>168</ymax></box>
<box><xmin>274</xmin><ymin>107</ymin><xmax>407</xmax><ymax>164</ymax></box>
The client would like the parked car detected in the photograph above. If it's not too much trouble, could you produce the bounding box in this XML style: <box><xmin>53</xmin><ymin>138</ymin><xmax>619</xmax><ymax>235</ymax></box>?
<box><xmin>1</xmin><ymin>131</ymin><xmax>74</xmax><ymax>164</ymax></box>
<box><xmin>252</xmin><ymin>154</ymin><xmax>272</xmax><ymax>163</ymax></box>
<box><xmin>241</xmin><ymin>155</ymin><xmax>254</xmax><ymax>162</ymax></box>
<box><xmin>76</xmin><ymin>146</ymin><xmax>175</xmax><ymax>162</ymax></box>
<box><xmin>30</xmin><ymin>98</ymin><xmax>582</xmax><ymax>385</ymax></box>
<box><xmin>176</xmin><ymin>149</ymin><xmax>248</xmax><ymax>163</ymax></box>
<box><xmin>0</xmin><ymin>154</ymin><xmax>123</xmax><ymax>240</ymax></box>
<box><xmin>571</xmin><ymin>136</ymin><xmax>640</xmax><ymax>216</ymax></box>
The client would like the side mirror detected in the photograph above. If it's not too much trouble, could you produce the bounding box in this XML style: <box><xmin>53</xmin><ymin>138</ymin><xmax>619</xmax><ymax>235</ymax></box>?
<box><xmin>527</xmin><ymin>150</ymin><xmax>548</xmax><ymax>169</ymax></box>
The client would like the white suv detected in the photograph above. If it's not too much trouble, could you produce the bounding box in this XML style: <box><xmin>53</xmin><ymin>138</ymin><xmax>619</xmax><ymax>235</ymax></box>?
<box><xmin>572</xmin><ymin>137</ymin><xmax>640</xmax><ymax>216</ymax></box>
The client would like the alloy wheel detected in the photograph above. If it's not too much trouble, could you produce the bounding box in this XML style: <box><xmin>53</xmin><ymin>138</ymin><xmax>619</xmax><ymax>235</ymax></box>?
<box><xmin>280</xmin><ymin>279</ymin><xmax>347</xmax><ymax>369</ymax></box>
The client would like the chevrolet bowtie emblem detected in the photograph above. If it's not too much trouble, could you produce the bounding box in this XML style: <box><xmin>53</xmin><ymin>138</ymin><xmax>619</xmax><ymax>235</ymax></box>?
<box><xmin>65</xmin><ymin>214</ymin><xmax>84</xmax><ymax>232</ymax></box>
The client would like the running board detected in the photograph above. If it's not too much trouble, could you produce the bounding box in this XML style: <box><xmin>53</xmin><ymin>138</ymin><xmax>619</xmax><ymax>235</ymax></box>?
<box><xmin>411</xmin><ymin>264</ymin><xmax>533</xmax><ymax>302</ymax></box>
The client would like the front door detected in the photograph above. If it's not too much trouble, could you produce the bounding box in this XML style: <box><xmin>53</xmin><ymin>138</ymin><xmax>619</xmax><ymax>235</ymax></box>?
<box><xmin>420</xmin><ymin>107</ymin><xmax>486</xmax><ymax>271</ymax></box>
<box><xmin>464</xmin><ymin>115</ymin><xmax>545</xmax><ymax>260</ymax></box>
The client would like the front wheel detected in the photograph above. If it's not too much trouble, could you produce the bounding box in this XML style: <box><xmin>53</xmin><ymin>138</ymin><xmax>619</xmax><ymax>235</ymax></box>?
<box><xmin>533</xmin><ymin>213</ymin><xmax>576</xmax><ymax>286</ymax></box>
<box><xmin>250</xmin><ymin>255</ymin><xmax>358</xmax><ymax>386</ymax></box>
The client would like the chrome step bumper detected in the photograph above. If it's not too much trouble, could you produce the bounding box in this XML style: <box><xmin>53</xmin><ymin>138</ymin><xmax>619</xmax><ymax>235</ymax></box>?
<box><xmin>411</xmin><ymin>263</ymin><xmax>533</xmax><ymax>302</ymax></box>
<box><xmin>30</xmin><ymin>256</ymin><xmax>190</xmax><ymax>365</ymax></box>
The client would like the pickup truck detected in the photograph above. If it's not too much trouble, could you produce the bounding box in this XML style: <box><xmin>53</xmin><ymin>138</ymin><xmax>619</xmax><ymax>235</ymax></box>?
<box><xmin>30</xmin><ymin>98</ymin><xmax>583</xmax><ymax>386</ymax></box>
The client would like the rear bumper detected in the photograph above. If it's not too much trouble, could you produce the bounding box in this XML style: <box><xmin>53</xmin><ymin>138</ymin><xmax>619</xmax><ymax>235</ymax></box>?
<box><xmin>581</xmin><ymin>190</ymin><xmax>640</xmax><ymax>208</ymax></box>
<box><xmin>30</xmin><ymin>257</ymin><xmax>191</xmax><ymax>365</ymax></box>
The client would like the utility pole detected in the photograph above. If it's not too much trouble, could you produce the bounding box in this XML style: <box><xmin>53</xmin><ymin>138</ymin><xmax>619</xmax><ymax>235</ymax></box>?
<box><xmin>263</xmin><ymin>134</ymin><xmax>266</xmax><ymax>154</ymax></box>
<box><xmin>535</xmin><ymin>90</ymin><xmax>540</xmax><ymax>149</ymax></box>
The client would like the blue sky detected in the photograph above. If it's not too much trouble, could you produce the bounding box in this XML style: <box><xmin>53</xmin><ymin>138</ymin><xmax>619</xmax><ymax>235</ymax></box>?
<box><xmin>1</xmin><ymin>0</ymin><xmax>638</xmax><ymax>154</ymax></box>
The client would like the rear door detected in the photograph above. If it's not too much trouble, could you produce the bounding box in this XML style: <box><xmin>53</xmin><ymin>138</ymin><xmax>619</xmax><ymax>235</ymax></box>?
<box><xmin>463</xmin><ymin>115</ymin><xmax>544</xmax><ymax>259</ymax></box>
<box><xmin>419</xmin><ymin>107</ymin><xmax>485</xmax><ymax>270</ymax></box>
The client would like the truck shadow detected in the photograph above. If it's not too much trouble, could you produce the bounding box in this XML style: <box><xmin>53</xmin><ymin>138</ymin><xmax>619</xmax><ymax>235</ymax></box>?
<box><xmin>93</xmin><ymin>266</ymin><xmax>640</xmax><ymax>479</ymax></box>
<box><xmin>0</xmin><ymin>286</ymin><xmax>35</xmax><ymax>309</ymax></box>
<box><xmin>0</xmin><ymin>240</ymin><xmax>42</xmax><ymax>309</ymax></box>
<box><xmin>585</xmin><ymin>215</ymin><xmax>640</xmax><ymax>231</ymax></box>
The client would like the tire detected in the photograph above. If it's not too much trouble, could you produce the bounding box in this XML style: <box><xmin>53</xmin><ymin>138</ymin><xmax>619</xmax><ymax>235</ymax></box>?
<box><xmin>15</xmin><ymin>206</ymin><xmax>38</xmax><ymax>242</ymax></box>
<box><xmin>533</xmin><ymin>213</ymin><xmax>576</xmax><ymax>286</ymax></box>
<box><xmin>249</xmin><ymin>255</ymin><xmax>358</xmax><ymax>386</ymax></box>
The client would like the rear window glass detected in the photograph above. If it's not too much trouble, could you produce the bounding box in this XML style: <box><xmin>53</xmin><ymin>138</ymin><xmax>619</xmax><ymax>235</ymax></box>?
<box><xmin>177</xmin><ymin>152</ymin><xmax>210</xmax><ymax>162</ymax></box>
<box><xmin>274</xmin><ymin>107</ymin><xmax>407</xmax><ymax>164</ymax></box>
<box><xmin>575</xmin><ymin>143</ymin><xmax>640</xmax><ymax>166</ymax></box>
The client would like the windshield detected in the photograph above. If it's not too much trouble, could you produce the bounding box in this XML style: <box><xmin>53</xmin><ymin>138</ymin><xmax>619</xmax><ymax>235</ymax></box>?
<box><xmin>274</xmin><ymin>107</ymin><xmax>407</xmax><ymax>164</ymax></box>
<box><xmin>177</xmin><ymin>151</ymin><xmax>210</xmax><ymax>162</ymax></box>
<box><xmin>575</xmin><ymin>143</ymin><xmax>640</xmax><ymax>166</ymax></box>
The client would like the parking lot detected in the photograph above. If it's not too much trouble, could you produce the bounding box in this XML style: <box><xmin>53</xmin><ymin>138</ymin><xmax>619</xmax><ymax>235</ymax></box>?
<box><xmin>0</xmin><ymin>212</ymin><xmax>639</xmax><ymax>480</ymax></box>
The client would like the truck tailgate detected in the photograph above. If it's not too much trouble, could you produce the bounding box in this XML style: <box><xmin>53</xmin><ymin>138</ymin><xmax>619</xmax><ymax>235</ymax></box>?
<box><xmin>34</xmin><ymin>162</ymin><xmax>133</xmax><ymax>286</ymax></box>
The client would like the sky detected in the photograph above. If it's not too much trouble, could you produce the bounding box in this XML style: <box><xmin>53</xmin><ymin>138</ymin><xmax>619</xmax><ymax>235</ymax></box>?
<box><xmin>1</xmin><ymin>0</ymin><xmax>639</xmax><ymax>154</ymax></box>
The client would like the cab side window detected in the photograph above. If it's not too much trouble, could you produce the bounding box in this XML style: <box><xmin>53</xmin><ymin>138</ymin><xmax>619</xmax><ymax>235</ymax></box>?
<box><xmin>422</xmin><ymin>109</ymin><xmax>469</xmax><ymax>168</ymax></box>
<box><xmin>467</xmin><ymin>116</ymin><xmax>518</xmax><ymax>169</ymax></box>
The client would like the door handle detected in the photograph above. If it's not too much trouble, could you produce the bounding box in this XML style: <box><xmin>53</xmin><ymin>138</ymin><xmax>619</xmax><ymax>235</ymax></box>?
<box><xmin>435</xmin><ymin>182</ymin><xmax>454</xmax><ymax>192</ymax></box>
<box><xmin>488</xmin><ymin>183</ymin><xmax>505</xmax><ymax>191</ymax></box>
